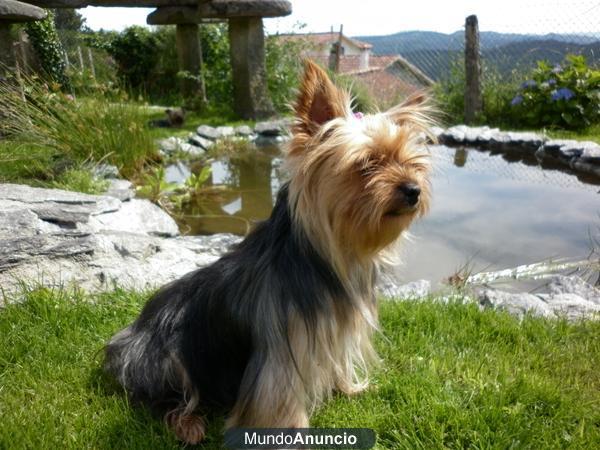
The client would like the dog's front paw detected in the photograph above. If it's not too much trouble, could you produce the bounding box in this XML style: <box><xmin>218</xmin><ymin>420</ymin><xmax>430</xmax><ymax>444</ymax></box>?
<box><xmin>336</xmin><ymin>381</ymin><xmax>369</xmax><ymax>396</ymax></box>
<box><xmin>165</xmin><ymin>411</ymin><xmax>207</xmax><ymax>445</ymax></box>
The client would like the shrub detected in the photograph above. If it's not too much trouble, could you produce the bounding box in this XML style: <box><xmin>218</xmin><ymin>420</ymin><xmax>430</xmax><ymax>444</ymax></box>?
<box><xmin>509</xmin><ymin>55</ymin><xmax>600</xmax><ymax>129</ymax></box>
<box><xmin>25</xmin><ymin>11</ymin><xmax>70</xmax><ymax>89</ymax></box>
<box><xmin>265</xmin><ymin>34</ymin><xmax>305</xmax><ymax>111</ymax></box>
<box><xmin>432</xmin><ymin>57</ymin><xmax>466</xmax><ymax>124</ymax></box>
<box><xmin>433</xmin><ymin>58</ymin><xmax>520</xmax><ymax>126</ymax></box>
<box><xmin>107</xmin><ymin>26</ymin><xmax>161</xmax><ymax>93</ymax></box>
<box><xmin>200</xmin><ymin>24</ymin><xmax>233</xmax><ymax>111</ymax></box>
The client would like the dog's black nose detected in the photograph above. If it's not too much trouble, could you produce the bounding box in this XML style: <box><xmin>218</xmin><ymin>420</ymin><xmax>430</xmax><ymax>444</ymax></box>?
<box><xmin>398</xmin><ymin>183</ymin><xmax>421</xmax><ymax>206</ymax></box>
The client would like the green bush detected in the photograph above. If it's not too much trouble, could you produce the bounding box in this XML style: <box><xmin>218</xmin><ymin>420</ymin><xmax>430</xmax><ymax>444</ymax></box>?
<box><xmin>265</xmin><ymin>34</ymin><xmax>305</xmax><ymax>111</ymax></box>
<box><xmin>432</xmin><ymin>58</ymin><xmax>466</xmax><ymax>124</ymax></box>
<box><xmin>436</xmin><ymin>54</ymin><xmax>600</xmax><ymax>130</ymax></box>
<box><xmin>55</xmin><ymin>27</ymin><xmax>120</xmax><ymax>98</ymax></box>
<box><xmin>75</xmin><ymin>25</ymin><xmax>310</xmax><ymax>116</ymax></box>
<box><xmin>88</xmin><ymin>24</ymin><xmax>310</xmax><ymax>114</ymax></box>
<box><xmin>509</xmin><ymin>55</ymin><xmax>600</xmax><ymax>129</ymax></box>
<box><xmin>107</xmin><ymin>26</ymin><xmax>161</xmax><ymax>93</ymax></box>
<box><xmin>433</xmin><ymin>58</ymin><xmax>519</xmax><ymax>126</ymax></box>
<box><xmin>25</xmin><ymin>11</ymin><xmax>70</xmax><ymax>89</ymax></box>
<box><xmin>200</xmin><ymin>24</ymin><xmax>233</xmax><ymax>111</ymax></box>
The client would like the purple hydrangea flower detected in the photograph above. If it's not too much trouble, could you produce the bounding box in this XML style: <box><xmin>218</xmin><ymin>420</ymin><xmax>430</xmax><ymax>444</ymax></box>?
<box><xmin>551</xmin><ymin>87</ymin><xmax>575</xmax><ymax>101</ymax></box>
<box><xmin>548</xmin><ymin>79</ymin><xmax>557</xmax><ymax>86</ymax></box>
<box><xmin>521</xmin><ymin>80</ymin><xmax>537</xmax><ymax>89</ymax></box>
<box><xmin>511</xmin><ymin>95</ymin><xmax>524</xmax><ymax>106</ymax></box>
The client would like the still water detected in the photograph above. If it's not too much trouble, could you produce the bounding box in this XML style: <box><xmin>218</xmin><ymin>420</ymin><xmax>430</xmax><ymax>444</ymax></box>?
<box><xmin>166</xmin><ymin>144</ymin><xmax>599</xmax><ymax>286</ymax></box>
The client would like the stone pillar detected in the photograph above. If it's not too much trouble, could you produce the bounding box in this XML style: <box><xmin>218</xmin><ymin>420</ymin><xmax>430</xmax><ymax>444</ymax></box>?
<box><xmin>0</xmin><ymin>23</ymin><xmax>15</xmax><ymax>75</ymax></box>
<box><xmin>175</xmin><ymin>23</ymin><xmax>207</xmax><ymax>110</ymax></box>
<box><xmin>228</xmin><ymin>17</ymin><xmax>274</xmax><ymax>120</ymax></box>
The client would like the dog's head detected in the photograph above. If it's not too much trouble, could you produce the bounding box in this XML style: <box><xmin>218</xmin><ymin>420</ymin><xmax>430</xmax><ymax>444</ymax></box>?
<box><xmin>286</xmin><ymin>60</ymin><xmax>435</xmax><ymax>260</ymax></box>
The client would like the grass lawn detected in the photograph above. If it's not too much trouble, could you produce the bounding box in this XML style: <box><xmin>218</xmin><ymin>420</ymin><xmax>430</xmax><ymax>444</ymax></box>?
<box><xmin>545</xmin><ymin>123</ymin><xmax>600</xmax><ymax>144</ymax></box>
<box><xmin>1</xmin><ymin>289</ymin><xmax>599</xmax><ymax>449</ymax></box>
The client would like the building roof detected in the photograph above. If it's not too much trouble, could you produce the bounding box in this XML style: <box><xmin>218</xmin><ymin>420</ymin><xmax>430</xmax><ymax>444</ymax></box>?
<box><xmin>308</xmin><ymin>55</ymin><xmax>397</xmax><ymax>74</ymax></box>
<box><xmin>277</xmin><ymin>31</ymin><xmax>373</xmax><ymax>50</ymax></box>
<box><xmin>354</xmin><ymin>69</ymin><xmax>418</xmax><ymax>108</ymax></box>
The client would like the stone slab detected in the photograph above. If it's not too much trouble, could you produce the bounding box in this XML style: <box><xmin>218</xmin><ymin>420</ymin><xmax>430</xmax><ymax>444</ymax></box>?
<box><xmin>0</xmin><ymin>0</ymin><xmax>46</xmax><ymax>22</ymax></box>
<box><xmin>147</xmin><ymin>1</ymin><xmax>292</xmax><ymax>24</ymax></box>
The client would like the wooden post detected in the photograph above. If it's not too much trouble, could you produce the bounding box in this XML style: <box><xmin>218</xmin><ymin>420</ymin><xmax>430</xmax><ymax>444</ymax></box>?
<box><xmin>328</xmin><ymin>24</ymin><xmax>343</xmax><ymax>73</ymax></box>
<box><xmin>464</xmin><ymin>15</ymin><xmax>482</xmax><ymax>124</ymax></box>
<box><xmin>77</xmin><ymin>45</ymin><xmax>84</xmax><ymax>73</ymax></box>
<box><xmin>228</xmin><ymin>17</ymin><xmax>274</xmax><ymax>119</ymax></box>
<box><xmin>335</xmin><ymin>24</ymin><xmax>343</xmax><ymax>73</ymax></box>
<box><xmin>175</xmin><ymin>23</ymin><xmax>207</xmax><ymax>110</ymax></box>
<box><xmin>14</xmin><ymin>51</ymin><xmax>26</xmax><ymax>102</ymax></box>
<box><xmin>87</xmin><ymin>48</ymin><xmax>96</xmax><ymax>79</ymax></box>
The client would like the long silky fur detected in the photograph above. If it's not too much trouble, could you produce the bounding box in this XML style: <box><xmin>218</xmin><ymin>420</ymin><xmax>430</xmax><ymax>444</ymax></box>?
<box><xmin>104</xmin><ymin>183</ymin><xmax>378</xmax><ymax>427</ymax></box>
<box><xmin>104</xmin><ymin>60</ymin><xmax>435</xmax><ymax>437</ymax></box>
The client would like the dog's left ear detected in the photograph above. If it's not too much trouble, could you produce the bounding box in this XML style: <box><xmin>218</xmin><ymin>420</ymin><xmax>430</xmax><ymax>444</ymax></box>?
<box><xmin>293</xmin><ymin>60</ymin><xmax>348</xmax><ymax>137</ymax></box>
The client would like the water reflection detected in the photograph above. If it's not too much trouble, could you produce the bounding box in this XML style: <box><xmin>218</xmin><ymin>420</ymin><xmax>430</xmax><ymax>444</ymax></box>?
<box><xmin>175</xmin><ymin>151</ymin><xmax>283</xmax><ymax>235</ymax></box>
<box><xmin>453</xmin><ymin>148</ymin><xmax>468</xmax><ymax>167</ymax></box>
<box><xmin>173</xmin><ymin>144</ymin><xmax>599</xmax><ymax>286</ymax></box>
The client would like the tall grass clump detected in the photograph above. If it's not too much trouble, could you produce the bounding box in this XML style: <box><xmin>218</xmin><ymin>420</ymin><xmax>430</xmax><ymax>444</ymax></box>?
<box><xmin>0</xmin><ymin>77</ymin><xmax>158</xmax><ymax>180</ymax></box>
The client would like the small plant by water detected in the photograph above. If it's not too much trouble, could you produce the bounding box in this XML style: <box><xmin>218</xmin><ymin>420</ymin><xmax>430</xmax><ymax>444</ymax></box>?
<box><xmin>135</xmin><ymin>163</ymin><xmax>225</xmax><ymax>214</ymax></box>
<box><xmin>135</xmin><ymin>166</ymin><xmax>177</xmax><ymax>203</ymax></box>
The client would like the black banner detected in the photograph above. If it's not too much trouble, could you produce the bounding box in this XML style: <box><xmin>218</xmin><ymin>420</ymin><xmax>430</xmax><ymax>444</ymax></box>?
<box><xmin>224</xmin><ymin>428</ymin><xmax>376</xmax><ymax>449</ymax></box>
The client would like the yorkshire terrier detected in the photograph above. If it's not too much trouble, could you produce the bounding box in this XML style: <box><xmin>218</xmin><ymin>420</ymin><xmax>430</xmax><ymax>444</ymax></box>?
<box><xmin>104</xmin><ymin>60</ymin><xmax>434</xmax><ymax>445</ymax></box>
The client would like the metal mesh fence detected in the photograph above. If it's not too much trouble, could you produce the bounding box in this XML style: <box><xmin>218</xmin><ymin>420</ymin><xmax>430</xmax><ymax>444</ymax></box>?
<box><xmin>349</xmin><ymin>0</ymin><xmax>600</xmax><ymax>106</ymax></box>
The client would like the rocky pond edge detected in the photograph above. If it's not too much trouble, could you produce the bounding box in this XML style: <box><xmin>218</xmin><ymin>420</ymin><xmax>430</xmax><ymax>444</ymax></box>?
<box><xmin>1</xmin><ymin>182</ymin><xmax>598</xmax><ymax>321</ymax></box>
<box><xmin>158</xmin><ymin>120</ymin><xmax>600</xmax><ymax>179</ymax></box>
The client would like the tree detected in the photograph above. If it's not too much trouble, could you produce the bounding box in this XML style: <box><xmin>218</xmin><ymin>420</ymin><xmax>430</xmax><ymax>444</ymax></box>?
<box><xmin>53</xmin><ymin>9</ymin><xmax>86</xmax><ymax>32</ymax></box>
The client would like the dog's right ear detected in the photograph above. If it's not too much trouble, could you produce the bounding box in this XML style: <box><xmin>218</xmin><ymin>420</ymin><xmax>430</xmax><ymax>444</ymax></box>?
<box><xmin>293</xmin><ymin>60</ymin><xmax>347</xmax><ymax>137</ymax></box>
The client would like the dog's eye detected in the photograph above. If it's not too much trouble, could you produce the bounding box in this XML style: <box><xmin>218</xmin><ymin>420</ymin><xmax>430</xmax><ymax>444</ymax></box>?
<box><xmin>319</xmin><ymin>126</ymin><xmax>336</xmax><ymax>143</ymax></box>
<box><xmin>357</xmin><ymin>160</ymin><xmax>377</xmax><ymax>177</ymax></box>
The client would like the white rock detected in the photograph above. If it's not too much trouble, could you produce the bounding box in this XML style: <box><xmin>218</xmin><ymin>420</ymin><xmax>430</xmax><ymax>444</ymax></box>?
<box><xmin>216</xmin><ymin>126</ymin><xmax>235</xmax><ymax>138</ymax></box>
<box><xmin>542</xmin><ymin>293</ymin><xmax>600</xmax><ymax>320</ymax></box>
<box><xmin>478</xmin><ymin>289</ymin><xmax>554</xmax><ymax>318</ymax></box>
<box><xmin>104</xmin><ymin>179</ymin><xmax>135</xmax><ymax>202</ymax></box>
<box><xmin>379</xmin><ymin>279</ymin><xmax>431</xmax><ymax>299</ymax></box>
<box><xmin>88</xmin><ymin>198</ymin><xmax>179</xmax><ymax>237</ymax></box>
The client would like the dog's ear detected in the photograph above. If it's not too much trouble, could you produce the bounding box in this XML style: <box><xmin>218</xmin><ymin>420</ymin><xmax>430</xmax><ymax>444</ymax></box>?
<box><xmin>385</xmin><ymin>91</ymin><xmax>435</xmax><ymax>130</ymax></box>
<box><xmin>293</xmin><ymin>60</ymin><xmax>347</xmax><ymax>136</ymax></box>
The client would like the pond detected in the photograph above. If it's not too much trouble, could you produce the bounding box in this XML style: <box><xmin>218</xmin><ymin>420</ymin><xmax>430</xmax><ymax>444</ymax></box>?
<box><xmin>165</xmin><ymin>143</ymin><xmax>600</xmax><ymax>288</ymax></box>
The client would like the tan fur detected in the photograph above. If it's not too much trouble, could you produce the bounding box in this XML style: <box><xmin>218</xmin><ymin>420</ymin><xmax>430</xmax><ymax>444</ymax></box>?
<box><xmin>225</xmin><ymin>61</ymin><xmax>435</xmax><ymax>433</ymax></box>
<box><xmin>287</xmin><ymin>60</ymin><xmax>434</xmax><ymax>288</ymax></box>
<box><xmin>165</xmin><ymin>410</ymin><xmax>206</xmax><ymax>444</ymax></box>
<box><xmin>155</xmin><ymin>61</ymin><xmax>435</xmax><ymax>442</ymax></box>
<box><xmin>226</xmin><ymin>301</ymin><xmax>376</xmax><ymax>429</ymax></box>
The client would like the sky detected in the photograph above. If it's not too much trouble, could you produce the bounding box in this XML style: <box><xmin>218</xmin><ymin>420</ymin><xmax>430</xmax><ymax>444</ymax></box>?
<box><xmin>80</xmin><ymin>0</ymin><xmax>600</xmax><ymax>36</ymax></box>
